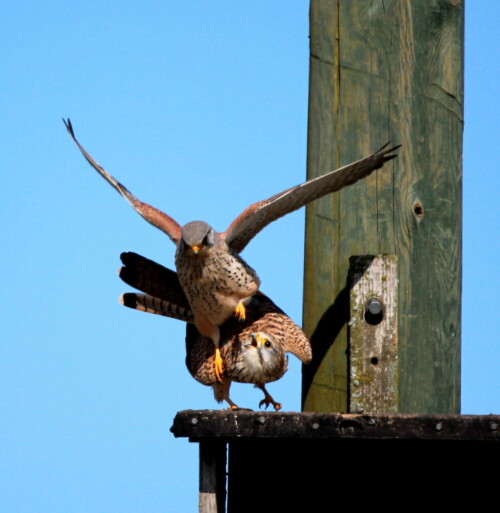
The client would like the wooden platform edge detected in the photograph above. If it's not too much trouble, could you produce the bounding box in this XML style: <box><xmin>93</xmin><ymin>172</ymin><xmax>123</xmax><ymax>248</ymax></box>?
<box><xmin>170</xmin><ymin>410</ymin><xmax>500</xmax><ymax>442</ymax></box>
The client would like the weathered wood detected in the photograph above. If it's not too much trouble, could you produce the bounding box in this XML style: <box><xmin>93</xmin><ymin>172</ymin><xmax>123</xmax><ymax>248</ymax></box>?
<box><xmin>172</xmin><ymin>410</ymin><xmax>500</xmax><ymax>442</ymax></box>
<box><xmin>302</xmin><ymin>0</ymin><xmax>463</xmax><ymax>413</ymax></box>
<box><xmin>349</xmin><ymin>255</ymin><xmax>398</xmax><ymax>413</ymax></box>
<box><xmin>199</xmin><ymin>441</ymin><xmax>226</xmax><ymax>513</ymax></box>
<box><xmin>177</xmin><ymin>410</ymin><xmax>498</xmax><ymax>511</ymax></box>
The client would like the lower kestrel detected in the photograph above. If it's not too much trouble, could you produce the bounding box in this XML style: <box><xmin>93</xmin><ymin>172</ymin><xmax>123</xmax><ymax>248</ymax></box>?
<box><xmin>64</xmin><ymin>118</ymin><xmax>398</xmax><ymax>384</ymax></box>
<box><xmin>119</xmin><ymin>252</ymin><xmax>312</xmax><ymax>410</ymax></box>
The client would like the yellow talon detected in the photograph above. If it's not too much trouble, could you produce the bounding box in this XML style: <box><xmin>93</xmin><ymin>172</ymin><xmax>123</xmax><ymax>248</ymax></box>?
<box><xmin>235</xmin><ymin>301</ymin><xmax>246</xmax><ymax>321</ymax></box>
<box><xmin>214</xmin><ymin>347</ymin><xmax>224</xmax><ymax>382</ymax></box>
<box><xmin>227</xmin><ymin>406</ymin><xmax>253</xmax><ymax>412</ymax></box>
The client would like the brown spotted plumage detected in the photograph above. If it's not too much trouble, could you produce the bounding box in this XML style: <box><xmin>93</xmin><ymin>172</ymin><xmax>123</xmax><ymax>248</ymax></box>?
<box><xmin>64</xmin><ymin>118</ymin><xmax>398</xmax><ymax>383</ymax></box>
<box><xmin>119</xmin><ymin>252</ymin><xmax>311</xmax><ymax>410</ymax></box>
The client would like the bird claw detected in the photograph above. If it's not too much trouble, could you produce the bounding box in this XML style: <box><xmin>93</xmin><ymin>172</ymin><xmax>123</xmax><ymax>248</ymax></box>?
<box><xmin>227</xmin><ymin>405</ymin><xmax>253</xmax><ymax>412</ymax></box>
<box><xmin>235</xmin><ymin>301</ymin><xmax>246</xmax><ymax>321</ymax></box>
<box><xmin>214</xmin><ymin>348</ymin><xmax>224</xmax><ymax>382</ymax></box>
<box><xmin>259</xmin><ymin>397</ymin><xmax>282</xmax><ymax>411</ymax></box>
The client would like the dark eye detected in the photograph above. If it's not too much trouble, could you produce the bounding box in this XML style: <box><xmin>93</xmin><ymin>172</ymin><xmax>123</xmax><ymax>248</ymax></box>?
<box><xmin>264</xmin><ymin>340</ymin><xmax>272</xmax><ymax>348</ymax></box>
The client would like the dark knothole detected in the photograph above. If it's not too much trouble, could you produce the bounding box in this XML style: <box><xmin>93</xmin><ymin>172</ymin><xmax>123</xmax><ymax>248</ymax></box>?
<box><xmin>413</xmin><ymin>201</ymin><xmax>424</xmax><ymax>220</ymax></box>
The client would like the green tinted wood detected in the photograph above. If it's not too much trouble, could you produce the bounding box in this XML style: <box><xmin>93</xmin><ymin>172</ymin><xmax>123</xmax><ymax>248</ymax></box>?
<box><xmin>302</xmin><ymin>0</ymin><xmax>463</xmax><ymax>414</ymax></box>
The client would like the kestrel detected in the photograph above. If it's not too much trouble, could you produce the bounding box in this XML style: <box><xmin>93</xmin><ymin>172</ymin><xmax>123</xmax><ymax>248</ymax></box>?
<box><xmin>119</xmin><ymin>251</ymin><xmax>311</xmax><ymax>410</ymax></box>
<box><xmin>63</xmin><ymin>118</ymin><xmax>398</xmax><ymax>382</ymax></box>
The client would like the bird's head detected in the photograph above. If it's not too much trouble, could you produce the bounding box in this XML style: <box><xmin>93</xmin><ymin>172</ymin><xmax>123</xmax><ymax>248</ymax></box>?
<box><xmin>239</xmin><ymin>331</ymin><xmax>286</xmax><ymax>381</ymax></box>
<box><xmin>178</xmin><ymin>221</ymin><xmax>218</xmax><ymax>257</ymax></box>
<box><xmin>243</xmin><ymin>332</ymin><xmax>280</xmax><ymax>362</ymax></box>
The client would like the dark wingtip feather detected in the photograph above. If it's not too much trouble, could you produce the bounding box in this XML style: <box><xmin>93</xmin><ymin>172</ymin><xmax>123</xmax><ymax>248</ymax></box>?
<box><xmin>62</xmin><ymin>117</ymin><xmax>74</xmax><ymax>137</ymax></box>
<box><xmin>377</xmin><ymin>141</ymin><xmax>391</xmax><ymax>151</ymax></box>
<box><xmin>376</xmin><ymin>142</ymin><xmax>401</xmax><ymax>166</ymax></box>
<box><xmin>376</xmin><ymin>142</ymin><xmax>401</xmax><ymax>154</ymax></box>
<box><xmin>382</xmin><ymin>143</ymin><xmax>402</xmax><ymax>155</ymax></box>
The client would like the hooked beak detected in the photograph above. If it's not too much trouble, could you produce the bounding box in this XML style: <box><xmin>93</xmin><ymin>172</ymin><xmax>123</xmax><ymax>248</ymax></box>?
<box><xmin>250</xmin><ymin>333</ymin><xmax>264</xmax><ymax>348</ymax></box>
<box><xmin>190</xmin><ymin>245</ymin><xmax>200</xmax><ymax>255</ymax></box>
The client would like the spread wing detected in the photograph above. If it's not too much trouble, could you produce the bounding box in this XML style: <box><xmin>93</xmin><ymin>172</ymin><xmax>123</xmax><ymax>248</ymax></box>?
<box><xmin>223</xmin><ymin>143</ymin><xmax>400</xmax><ymax>253</ymax></box>
<box><xmin>63</xmin><ymin>118</ymin><xmax>182</xmax><ymax>244</ymax></box>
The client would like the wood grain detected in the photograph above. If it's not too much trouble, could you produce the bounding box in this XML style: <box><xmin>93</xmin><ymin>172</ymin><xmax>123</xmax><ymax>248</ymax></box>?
<box><xmin>302</xmin><ymin>0</ymin><xmax>463</xmax><ymax>413</ymax></box>
<box><xmin>349</xmin><ymin>255</ymin><xmax>398</xmax><ymax>414</ymax></box>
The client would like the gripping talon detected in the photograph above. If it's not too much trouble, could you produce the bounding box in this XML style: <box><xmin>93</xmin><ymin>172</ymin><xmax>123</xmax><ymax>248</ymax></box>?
<box><xmin>258</xmin><ymin>385</ymin><xmax>282</xmax><ymax>411</ymax></box>
<box><xmin>235</xmin><ymin>301</ymin><xmax>246</xmax><ymax>321</ymax></box>
<box><xmin>224</xmin><ymin>395</ymin><xmax>253</xmax><ymax>411</ymax></box>
<box><xmin>214</xmin><ymin>347</ymin><xmax>224</xmax><ymax>382</ymax></box>
<box><xmin>227</xmin><ymin>405</ymin><xmax>253</xmax><ymax>411</ymax></box>
<box><xmin>259</xmin><ymin>398</ymin><xmax>282</xmax><ymax>411</ymax></box>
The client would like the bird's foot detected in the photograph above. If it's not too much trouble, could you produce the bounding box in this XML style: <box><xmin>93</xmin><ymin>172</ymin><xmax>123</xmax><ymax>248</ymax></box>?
<box><xmin>234</xmin><ymin>301</ymin><xmax>246</xmax><ymax>322</ymax></box>
<box><xmin>259</xmin><ymin>395</ymin><xmax>282</xmax><ymax>411</ymax></box>
<box><xmin>214</xmin><ymin>347</ymin><xmax>224</xmax><ymax>382</ymax></box>
<box><xmin>224</xmin><ymin>396</ymin><xmax>253</xmax><ymax>411</ymax></box>
<box><xmin>257</xmin><ymin>385</ymin><xmax>282</xmax><ymax>411</ymax></box>
<box><xmin>227</xmin><ymin>405</ymin><xmax>253</xmax><ymax>412</ymax></box>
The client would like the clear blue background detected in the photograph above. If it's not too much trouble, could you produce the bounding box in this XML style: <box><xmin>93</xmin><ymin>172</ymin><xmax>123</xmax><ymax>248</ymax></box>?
<box><xmin>1</xmin><ymin>2</ymin><xmax>498</xmax><ymax>512</ymax></box>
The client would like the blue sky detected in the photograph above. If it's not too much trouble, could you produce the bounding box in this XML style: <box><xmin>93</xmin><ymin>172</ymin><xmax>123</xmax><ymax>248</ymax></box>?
<box><xmin>1</xmin><ymin>2</ymin><xmax>498</xmax><ymax>512</ymax></box>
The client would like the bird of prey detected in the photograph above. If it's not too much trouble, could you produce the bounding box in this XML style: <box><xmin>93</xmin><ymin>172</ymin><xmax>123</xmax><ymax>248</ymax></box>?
<box><xmin>63</xmin><ymin>118</ymin><xmax>398</xmax><ymax>382</ymax></box>
<box><xmin>119</xmin><ymin>251</ymin><xmax>312</xmax><ymax>410</ymax></box>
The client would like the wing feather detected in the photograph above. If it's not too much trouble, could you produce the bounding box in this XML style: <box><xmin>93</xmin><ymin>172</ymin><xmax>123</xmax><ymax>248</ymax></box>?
<box><xmin>224</xmin><ymin>143</ymin><xmax>400</xmax><ymax>253</ymax></box>
<box><xmin>63</xmin><ymin>118</ymin><xmax>181</xmax><ymax>243</ymax></box>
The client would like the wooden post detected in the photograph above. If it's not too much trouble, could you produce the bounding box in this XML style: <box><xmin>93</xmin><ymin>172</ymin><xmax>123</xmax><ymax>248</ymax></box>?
<box><xmin>302</xmin><ymin>0</ymin><xmax>463</xmax><ymax>413</ymax></box>
<box><xmin>199</xmin><ymin>441</ymin><xmax>226</xmax><ymax>513</ymax></box>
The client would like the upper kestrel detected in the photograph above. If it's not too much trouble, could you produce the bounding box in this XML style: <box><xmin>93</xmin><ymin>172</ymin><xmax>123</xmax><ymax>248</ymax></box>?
<box><xmin>119</xmin><ymin>251</ymin><xmax>311</xmax><ymax>410</ymax></box>
<box><xmin>63</xmin><ymin>118</ymin><xmax>398</xmax><ymax>381</ymax></box>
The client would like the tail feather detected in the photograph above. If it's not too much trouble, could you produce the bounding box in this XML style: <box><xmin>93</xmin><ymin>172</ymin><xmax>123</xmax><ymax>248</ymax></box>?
<box><xmin>120</xmin><ymin>292</ymin><xmax>194</xmax><ymax>323</ymax></box>
<box><xmin>119</xmin><ymin>252</ymin><xmax>190</xmax><ymax>310</ymax></box>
